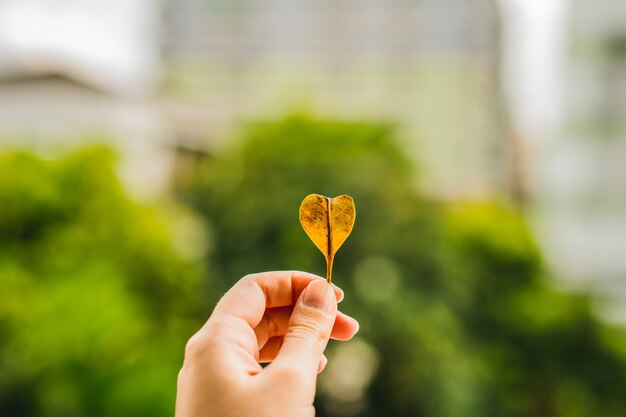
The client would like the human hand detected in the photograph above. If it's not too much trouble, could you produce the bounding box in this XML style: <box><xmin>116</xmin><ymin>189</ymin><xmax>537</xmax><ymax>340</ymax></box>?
<box><xmin>175</xmin><ymin>271</ymin><xmax>360</xmax><ymax>417</ymax></box>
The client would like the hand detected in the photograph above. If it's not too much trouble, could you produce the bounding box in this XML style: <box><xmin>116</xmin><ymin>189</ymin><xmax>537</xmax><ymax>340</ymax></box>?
<box><xmin>175</xmin><ymin>271</ymin><xmax>360</xmax><ymax>417</ymax></box>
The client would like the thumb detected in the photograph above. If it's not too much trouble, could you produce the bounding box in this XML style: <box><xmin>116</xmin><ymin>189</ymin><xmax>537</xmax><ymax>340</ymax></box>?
<box><xmin>271</xmin><ymin>279</ymin><xmax>337</xmax><ymax>378</ymax></box>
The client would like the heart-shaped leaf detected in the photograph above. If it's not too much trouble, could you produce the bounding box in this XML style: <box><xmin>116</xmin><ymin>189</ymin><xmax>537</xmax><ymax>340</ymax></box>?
<box><xmin>299</xmin><ymin>194</ymin><xmax>356</xmax><ymax>283</ymax></box>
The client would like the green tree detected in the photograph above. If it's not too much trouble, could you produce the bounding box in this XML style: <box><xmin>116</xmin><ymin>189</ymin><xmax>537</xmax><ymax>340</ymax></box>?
<box><xmin>178</xmin><ymin>115</ymin><xmax>626</xmax><ymax>417</ymax></box>
<box><xmin>0</xmin><ymin>148</ymin><xmax>206</xmax><ymax>417</ymax></box>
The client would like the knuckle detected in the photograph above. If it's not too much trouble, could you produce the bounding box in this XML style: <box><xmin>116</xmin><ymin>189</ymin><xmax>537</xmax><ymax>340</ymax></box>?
<box><xmin>184</xmin><ymin>332</ymin><xmax>209</xmax><ymax>361</ymax></box>
<box><xmin>183</xmin><ymin>323</ymin><xmax>226</xmax><ymax>362</ymax></box>
<box><xmin>241</xmin><ymin>273</ymin><xmax>259</xmax><ymax>285</ymax></box>
<box><xmin>286</xmin><ymin>315</ymin><xmax>329</xmax><ymax>344</ymax></box>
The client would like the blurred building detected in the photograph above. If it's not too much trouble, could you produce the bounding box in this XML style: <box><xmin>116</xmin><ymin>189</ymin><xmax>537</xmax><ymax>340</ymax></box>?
<box><xmin>498</xmin><ymin>0</ymin><xmax>626</xmax><ymax>322</ymax></box>
<box><xmin>164</xmin><ymin>0</ymin><xmax>504</xmax><ymax>199</ymax></box>
<box><xmin>534</xmin><ymin>0</ymin><xmax>626</xmax><ymax>321</ymax></box>
<box><xmin>0</xmin><ymin>0</ymin><xmax>503</xmax><ymax>199</ymax></box>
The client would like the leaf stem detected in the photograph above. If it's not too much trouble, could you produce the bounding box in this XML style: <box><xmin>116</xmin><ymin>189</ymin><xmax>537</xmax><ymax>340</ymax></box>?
<box><xmin>326</xmin><ymin>196</ymin><xmax>333</xmax><ymax>283</ymax></box>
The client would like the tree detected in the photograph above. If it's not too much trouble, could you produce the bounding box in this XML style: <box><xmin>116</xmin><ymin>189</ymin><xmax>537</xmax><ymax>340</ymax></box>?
<box><xmin>0</xmin><ymin>148</ymin><xmax>206</xmax><ymax>417</ymax></box>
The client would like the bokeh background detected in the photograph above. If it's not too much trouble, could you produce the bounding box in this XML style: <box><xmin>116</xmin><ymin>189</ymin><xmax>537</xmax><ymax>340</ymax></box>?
<box><xmin>1</xmin><ymin>0</ymin><xmax>625</xmax><ymax>416</ymax></box>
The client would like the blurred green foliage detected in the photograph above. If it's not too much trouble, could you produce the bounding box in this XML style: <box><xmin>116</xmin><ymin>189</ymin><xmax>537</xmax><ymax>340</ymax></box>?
<box><xmin>2</xmin><ymin>116</ymin><xmax>626</xmax><ymax>417</ymax></box>
<box><xmin>177</xmin><ymin>115</ymin><xmax>626</xmax><ymax>417</ymax></box>
<box><xmin>0</xmin><ymin>148</ymin><xmax>206</xmax><ymax>417</ymax></box>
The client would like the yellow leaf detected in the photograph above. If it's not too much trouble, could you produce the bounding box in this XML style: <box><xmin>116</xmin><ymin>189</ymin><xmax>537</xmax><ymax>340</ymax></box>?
<box><xmin>299</xmin><ymin>194</ymin><xmax>356</xmax><ymax>283</ymax></box>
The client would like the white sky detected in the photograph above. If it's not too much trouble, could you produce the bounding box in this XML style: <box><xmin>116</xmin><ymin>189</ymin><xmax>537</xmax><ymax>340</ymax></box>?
<box><xmin>0</xmin><ymin>0</ymin><xmax>159</xmax><ymax>95</ymax></box>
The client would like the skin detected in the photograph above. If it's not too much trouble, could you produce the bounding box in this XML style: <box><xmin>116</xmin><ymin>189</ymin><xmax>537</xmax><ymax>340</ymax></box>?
<box><xmin>175</xmin><ymin>271</ymin><xmax>360</xmax><ymax>417</ymax></box>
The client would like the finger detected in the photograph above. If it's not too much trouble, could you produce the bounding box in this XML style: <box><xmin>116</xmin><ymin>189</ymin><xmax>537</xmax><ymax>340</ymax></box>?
<box><xmin>317</xmin><ymin>355</ymin><xmax>328</xmax><ymax>374</ymax></box>
<box><xmin>212</xmin><ymin>271</ymin><xmax>342</xmax><ymax>330</ymax></box>
<box><xmin>255</xmin><ymin>308</ymin><xmax>359</xmax><ymax>348</ymax></box>
<box><xmin>268</xmin><ymin>279</ymin><xmax>337</xmax><ymax>384</ymax></box>
<box><xmin>259</xmin><ymin>336</ymin><xmax>283</xmax><ymax>362</ymax></box>
<box><xmin>257</xmin><ymin>311</ymin><xmax>359</xmax><ymax>360</ymax></box>
<box><xmin>332</xmin><ymin>312</ymin><xmax>360</xmax><ymax>341</ymax></box>
<box><xmin>255</xmin><ymin>308</ymin><xmax>291</xmax><ymax>349</ymax></box>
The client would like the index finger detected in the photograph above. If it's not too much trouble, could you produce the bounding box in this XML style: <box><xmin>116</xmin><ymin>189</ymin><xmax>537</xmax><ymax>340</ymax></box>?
<box><xmin>212</xmin><ymin>271</ymin><xmax>343</xmax><ymax>329</ymax></box>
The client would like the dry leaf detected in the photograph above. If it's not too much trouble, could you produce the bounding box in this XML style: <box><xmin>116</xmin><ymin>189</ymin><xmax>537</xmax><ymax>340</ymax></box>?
<box><xmin>299</xmin><ymin>194</ymin><xmax>356</xmax><ymax>283</ymax></box>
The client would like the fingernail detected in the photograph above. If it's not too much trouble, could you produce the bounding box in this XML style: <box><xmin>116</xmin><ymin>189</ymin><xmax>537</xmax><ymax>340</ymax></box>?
<box><xmin>302</xmin><ymin>280</ymin><xmax>335</xmax><ymax>314</ymax></box>
<box><xmin>318</xmin><ymin>355</ymin><xmax>328</xmax><ymax>373</ymax></box>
